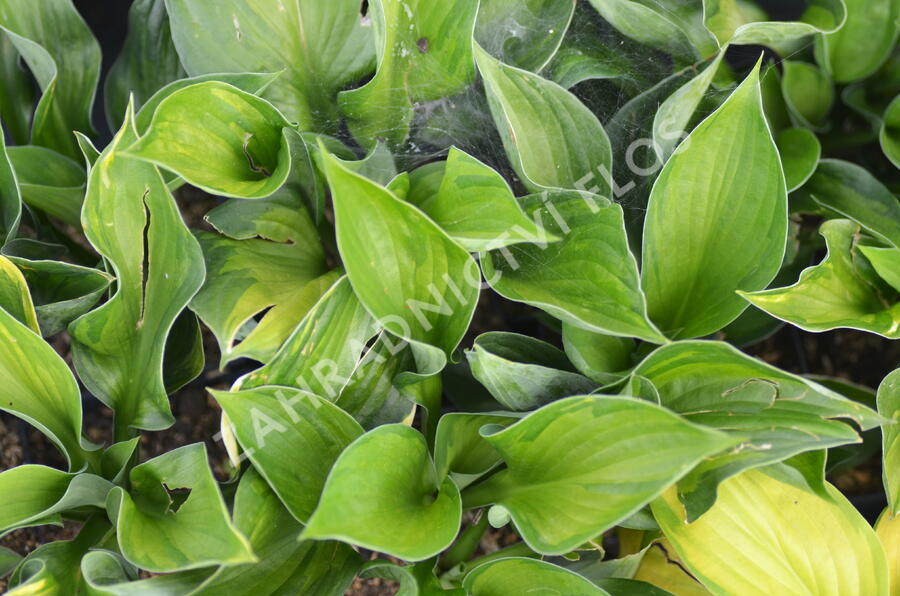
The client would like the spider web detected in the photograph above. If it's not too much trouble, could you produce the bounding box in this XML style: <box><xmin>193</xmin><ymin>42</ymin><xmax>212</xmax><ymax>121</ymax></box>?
<box><xmin>330</xmin><ymin>0</ymin><xmax>696</xmax><ymax>221</ymax></box>
<box><xmin>336</xmin><ymin>0</ymin><xmax>824</xmax><ymax>227</ymax></box>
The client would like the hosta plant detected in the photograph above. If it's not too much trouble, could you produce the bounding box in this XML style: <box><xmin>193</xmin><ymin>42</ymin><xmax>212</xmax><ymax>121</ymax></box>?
<box><xmin>0</xmin><ymin>0</ymin><xmax>898</xmax><ymax>594</ymax></box>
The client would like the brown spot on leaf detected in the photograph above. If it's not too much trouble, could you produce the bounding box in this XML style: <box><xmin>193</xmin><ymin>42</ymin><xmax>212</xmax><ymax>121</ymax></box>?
<box><xmin>417</xmin><ymin>37</ymin><xmax>429</xmax><ymax>53</ymax></box>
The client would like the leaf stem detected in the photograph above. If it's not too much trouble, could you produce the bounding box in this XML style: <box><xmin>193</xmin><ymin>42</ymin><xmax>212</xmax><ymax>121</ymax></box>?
<box><xmin>460</xmin><ymin>473</ymin><xmax>506</xmax><ymax>510</ymax></box>
<box><xmin>113</xmin><ymin>415</ymin><xmax>138</xmax><ymax>444</ymax></box>
<box><xmin>439</xmin><ymin>512</ymin><xmax>489</xmax><ymax>570</ymax></box>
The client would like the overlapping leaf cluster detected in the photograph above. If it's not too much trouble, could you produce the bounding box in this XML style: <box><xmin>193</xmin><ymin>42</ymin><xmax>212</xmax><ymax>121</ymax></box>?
<box><xmin>0</xmin><ymin>0</ymin><xmax>898</xmax><ymax>594</ymax></box>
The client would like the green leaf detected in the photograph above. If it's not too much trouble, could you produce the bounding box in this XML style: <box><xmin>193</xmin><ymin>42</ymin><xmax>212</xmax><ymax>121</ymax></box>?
<box><xmin>784</xmin><ymin>450</ymin><xmax>830</xmax><ymax>499</ymax></box>
<box><xmin>339</xmin><ymin>0</ymin><xmax>478</xmax><ymax>148</ymax></box>
<box><xmin>545</xmin><ymin>16</ymin><xmax>642</xmax><ymax>90</ymax></box>
<box><xmin>165</xmin><ymin>0</ymin><xmax>374</xmax><ymax>132</ymax></box>
<box><xmin>403</xmin><ymin>373</ymin><xmax>444</xmax><ymax>450</ymax></box>
<box><xmin>0</xmin><ymin>35</ymin><xmax>35</xmax><ymax>146</ymax></box>
<box><xmin>365</xmin><ymin>559</ymin><xmax>465</xmax><ymax>595</ymax></box>
<box><xmin>0</xmin><ymin>304</ymin><xmax>91</xmax><ymax>470</ymax></box>
<box><xmin>70</xmin><ymin>103</ymin><xmax>205</xmax><ymax>435</ymax></box>
<box><xmin>632</xmin><ymin>339</ymin><xmax>884</xmax><ymax>517</ymax></box>
<box><xmin>475</xmin><ymin>43</ymin><xmax>613</xmax><ymax>194</ymax></box>
<box><xmin>699</xmin><ymin>0</ymin><xmax>764</xmax><ymax>43</ymax></box>
<box><xmin>840</xmin><ymin>81</ymin><xmax>887</xmax><ymax>131</ymax></box>
<box><xmin>465</xmin><ymin>557</ymin><xmax>610</xmax><ymax>596</ymax></box>
<box><xmin>160</xmin><ymin>310</ymin><xmax>204</xmax><ymax>394</ymax></box>
<box><xmin>341</xmin><ymin>141</ymin><xmax>398</xmax><ymax>186</ymax></box>
<box><xmin>652</xmin><ymin>468</ymin><xmax>889</xmax><ymax>595</ymax></box>
<box><xmin>707</xmin><ymin>0</ymin><xmax>846</xmax><ymax>50</ymax></box>
<box><xmin>335</xmin><ymin>333</ymin><xmax>418</xmax><ymax>429</ymax></box>
<box><xmin>105</xmin><ymin>0</ymin><xmax>185</xmax><ymax>130</ymax></box>
<box><xmin>642</xmin><ymin>64</ymin><xmax>788</xmax><ymax>339</ymax></box>
<box><xmin>82</xmin><ymin>551</ymin><xmax>213</xmax><ymax>595</ymax></box>
<box><xmin>108</xmin><ymin>443</ymin><xmax>256</xmax><ymax>573</ymax></box>
<box><xmin>414</xmin><ymin>147</ymin><xmax>556</xmax><ymax>251</ymax></box>
<box><xmin>474</xmin><ymin>0</ymin><xmax>576</xmax><ymax>72</ymax></box>
<box><xmin>191</xmin><ymin>468</ymin><xmax>360</xmax><ymax>595</ymax></box>
<box><xmin>323</xmin><ymin>150</ymin><xmax>478</xmax><ymax>376</ymax></box>
<box><xmin>1</xmin><ymin>239</ymin><xmax>70</xmax><ymax>262</ymax></box>
<box><xmin>759</xmin><ymin>63</ymin><xmax>791</xmax><ymax>132</ymax></box>
<box><xmin>0</xmin><ymin>0</ymin><xmax>101</xmax><ymax>159</ymax></box>
<box><xmin>357</xmin><ymin>561</ymin><xmax>418</xmax><ymax>596</ymax></box>
<box><xmin>609</xmin><ymin>70</ymin><xmax>700</xmax><ymax>211</ymax></box>
<box><xmin>781</xmin><ymin>60</ymin><xmax>833</xmax><ymax>130</ymax></box>
<box><xmin>0</xmin><ymin>466</ymin><xmax>70</xmax><ymax>536</ymax></box>
<box><xmin>462</xmin><ymin>396</ymin><xmax>735</xmax><ymax>555</ymax></box>
<box><xmin>189</xmin><ymin>192</ymin><xmax>331</xmax><ymax>365</ymax></box>
<box><xmin>467</xmin><ymin>332</ymin><xmax>596</xmax><ymax>411</ymax></box>
<box><xmin>7</xmin><ymin>145</ymin><xmax>85</xmax><ymax>227</ymax></box>
<box><xmin>861</xmin><ymin>245</ymin><xmax>900</xmax><ymax>292</ymax></box>
<box><xmin>816</xmin><ymin>0</ymin><xmax>899</xmax><ymax>83</ymax></box>
<box><xmin>553</xmin><ymin>547</ymin><xmax>648</xmax><ymax>583</ymax></box>
<box><xmin>631</xmin><ymin>541</ymin><xmax>710</xmax><ymax>596</ymax></box>
<box><xmin>562</xmin><ymin>323</ymin><xmax>634</xmax><ymax>384</ymax></box>
<box><xmin>74</xmin><ymin>131</ymin><xmax>101</xmax><ymax>168</ymax></box>
<box><xmin>679</xmin><ymin>413</ymin><xmax>860</xmax><ymax>520</ymax></box>
<box><xmin>741</xmin><ymin>219</ymin><xmax>900</xmax><ymax>338</ymax></box>
<box><xmin>5</xmin><ymin>256</ymin><xmax>110</xmax><ymax>337</ymax></box>
<box><xmin>585</xmin><ymin>0</ymin><xmax>716</xmax><ymax>60</ymax></box>
<box><xmin>10</xmin><ymin>543</ymin><xmax>82</xmax><ymax>594</ymax></box>
<box><xmin>652</xmin><ymin>50</ymin><xmax>725</xmax><ymax>162</ymax></box>
<box><xmin>878</xmin><ymin>368</ymin><xmax>900</xmax><ymax>515</ymax></box>
<box><xmin>0</xmin><ymin>466</ymin><xmax>112</xmax><ymax>537</ymax></box>
<box><xmin>7</xmin><ymin>519</ymin><xmax>109</xmax><ymax>595</ymax></box>
<box><xmin>717</xmin><ymin>305</ymin><xmax>780</xmax><ymax>347</ymax></box>
<box><xmin>0</xmin><ymin>117</ymin><xmax>21</xmax><ymax>245</ymax></box>
<box><xmin>619</xmin><ymin>373</ymin><xmax>662</xmax><ymax>403</ymax></box>
<box><xmin>82</xmin><ymin>469</ymin><xmax>361</xmax><ymax>595</ymax></box>
<box><xmin>881</xmin><ymin>95</ymin><xmax>900</xmax><ymax>168</ymax></box>
<box><xmin>816</xmin><ymin>377</ymin><xmax>881</xmax><ymax>475</ymax></box>
<box><xmin>303</xmin><ymin>424</ymin><xmax>462</xmax><ymax>561</ymax></box>
<box><xmin>286</xmin><ymin>130</ymin><xmax>344</xmax><ymax>223</ymax></box>
<box><xmin>134</xmin><ymin>71</ymin><xmax>282</xmax><ymax>135</ymax></box>
<box><xmin>0</xmin><ymin>546</ymin><xmax>21</xmax><ymax>578</ymax></box>
<box><xmin>876</xmin><ymin>507</ymin><xmax>900</xmax><ymax>594</ymax></box>
<box><xmin>803</xmin><ymin>159</ymin><xmax>900</xmax><ymax>248</ymax></box>
<box><xmin>634</xmin><ymin>340</ymin><xmax>884</xmax><ymax>428</ymax></box>
<box><xmin>567</xmin><ymin>550</ymin><xmax>690</xmax><ymax>595</ymax></box>
<box><xmin>775</xmin><ymin>127</ymin><xmax>820</xmax><ymax>191</ymax></box>
<box><xmin>0</xmin><ymin>255</ymin><xmax>39</xmax><ymax>333</ymax></box>
<box><xmin>240</xmin><ymin>276</ymin><xmax>377</xmax><ymax>398</ymax></box>
<box><xmin>100</xmin><ymin>438</ymin><xmax>140</xmax><ymax>485</ymax></box>
<box><xmin>483</xmin><ymin>191</ymin><xmax>665</xmax><ymax>343</ymax></box>
<box><xmin>126</xmin><ymin>81</ymin><xmax>293</xmax><ymax>198</ymax></box>
<box><xmin>405</xmin><ymin>161</ymin><xmax>448</xmax><ymax>207</ymax></box>
<box><xmin>434</xmin><ymin>412</ymin><xmax>519</xmax><ymax>479</ymax></box>
<box><xmin>211</xmin><ymin>386</ymin><xmax>364</xmax><ymax>523</ymax></box>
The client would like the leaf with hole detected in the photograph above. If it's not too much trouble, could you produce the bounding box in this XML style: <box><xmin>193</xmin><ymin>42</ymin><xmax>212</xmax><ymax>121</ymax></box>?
<box><xmin>69</xmin><ymin>103</ymin><xmax>205</xmax><ymax>435</ymax></box>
